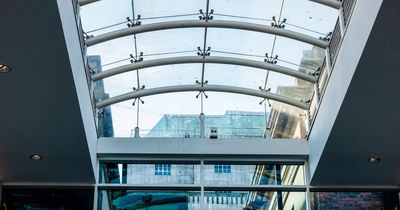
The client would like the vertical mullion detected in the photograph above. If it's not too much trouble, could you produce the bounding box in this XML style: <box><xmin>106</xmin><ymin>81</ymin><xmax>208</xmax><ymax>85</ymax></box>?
<box><xmin>200</xmin><ymin>160</ymin><xmax>205</xmax><ymax>208</ymax></box>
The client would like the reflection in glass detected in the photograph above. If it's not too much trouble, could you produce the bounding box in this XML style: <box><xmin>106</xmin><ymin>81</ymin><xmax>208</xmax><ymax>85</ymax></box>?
<box><xmin>99</xmin><ymin>190</ymin><xmax>199</xmax><ymax>210</ymax></box>
<box><xmin>204</xmin><ymin>164</ymin><xmax>304</xmax><ymax>186</ymax></box>
<box><xmin>100</xmin><ymin>162</ymin><xmax>304</xmax><ymax>186</ymax></box>
<box><xmin>204</xmin><ymin>191</ymin><xmax>306</xmax><ymax>210</ymax></box>
<box><xmin>98</xmin><ymin>190</ymin><xmax>306</xmax><ymax>210</ymax></box>
<box><xmin>100</xmin><ymin>163</ymin><xmax>200</xmax><ymax>185</ymax></box>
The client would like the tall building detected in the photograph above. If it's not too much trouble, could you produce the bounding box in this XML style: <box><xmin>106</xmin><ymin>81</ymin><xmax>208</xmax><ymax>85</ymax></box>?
<box><xmin>88</xmin><ymin>55</ymin><xmax>114</xmax><ymax>138</ymax></box>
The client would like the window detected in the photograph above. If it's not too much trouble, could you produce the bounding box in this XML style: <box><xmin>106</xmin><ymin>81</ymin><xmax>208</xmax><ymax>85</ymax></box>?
<box><xmin>214</xmin><ymin>164</ymin><xmax>231</xmax><ymax>173</ymax></box>
<box><xmin>154</xmin><ymin>164</ymin><xmax>171</xmax><ymax>175</ymax></box>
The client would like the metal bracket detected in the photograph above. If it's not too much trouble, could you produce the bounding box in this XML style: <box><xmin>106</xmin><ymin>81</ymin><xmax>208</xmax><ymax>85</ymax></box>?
<box><xmin>197</xmin><ymin>47</ymin><xmax>211</xmax><ymax>56</ymax></box>
<box><xmin>83</xmin><ymin>31</ymin><xmax>94</xmax><ymax>40</ymax></box>
<box><xmin>264</xmin><ymin>53</ymin><xmax>278</xmax><ymax>64</ymax></box>
<box><xmin>130</xmin><ymin>52</ymin><xmax>144</xmax><ymax>63</ymax></box>
<box><xmin>127</xmin><ymin>15</ymin><xmax>141</xmax><ymax>27</ymax></box>
<box><xmin>319</xmin><ymin>32</ymin><xmax>333</xmax><ymax>41</ymax></box>
<box><xmin>132</xmin><ymin>85</ymin><xmax>145</xmax><ymax>106</ymax></box>
<box><xmin>258</xmin><ymin>86</ymin><xmax>272</xmax><ymax>107</ymax></box>
<box><xmin>97</xmin><ymin>111</ymin><xmax>105</xmax><ymax>118</ymax></box>
<box><xmin>310</xmin><ymin>67</ymin><xmax>321</xmax><ymax>77</ymax></box>
<box><xmin>195</xmin><ymin>80</ymin><xmax>208</xmax><ymax>98</ymax></box>
<box><xmin>199</xmin><ymin>9</ymin><xmax>214</xmax><ymax>20</ymax></box>
<box><xmin>271</xmin><ymin>16</ymin><xmax>287</xmax><ymax>28</ymax></box>
<box><xmin>88</xmin><ymin>66</ymin><xmax>96</xmax><ymax>75</ymax></box>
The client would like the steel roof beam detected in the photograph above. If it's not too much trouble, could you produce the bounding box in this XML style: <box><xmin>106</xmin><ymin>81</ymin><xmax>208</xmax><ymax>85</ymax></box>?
<box><xmin>91</xmin><ymin>56</ymin><xmax>317</xmax><ymax>83</ymax></box>
<box><xmin>309</xmin><ymin>0</ymin><xmax>342</xmax><ymax>9</ymax></box>
<box><xmin>85</xmin><ymin>20</ymin><xmax>329</xmax><ymax>48</ymax></box>
<box><xmin>78</xmin><ymin>0</ymin><xmax>99</xmax><ymax>6</ymax></box>
<box><xmin>96</xmin><ymin>84</ymin><xmax>309</xmax><ymax>110</ymax></box>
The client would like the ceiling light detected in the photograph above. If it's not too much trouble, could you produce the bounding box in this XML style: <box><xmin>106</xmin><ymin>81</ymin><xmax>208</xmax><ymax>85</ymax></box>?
<box><xmin>368</xmin><ymin>156</ymin><xmax>381</xmax><ymax>163</ymax></box>
<box><xmin>0</xmin><ymin>64</ymin><xmax>11</xmax><ymax>73</ymax></box>
<box><xmin>29</xmin><ymin>154</ymin><xmax>42</xmax><ymax>161</ymax></box>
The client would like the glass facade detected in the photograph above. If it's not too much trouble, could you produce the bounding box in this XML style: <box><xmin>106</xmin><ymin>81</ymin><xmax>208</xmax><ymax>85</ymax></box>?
<box><xmin>98</xmin><ymin>190</ymin><xmax>306</xmax><ymax>210</ymax></box>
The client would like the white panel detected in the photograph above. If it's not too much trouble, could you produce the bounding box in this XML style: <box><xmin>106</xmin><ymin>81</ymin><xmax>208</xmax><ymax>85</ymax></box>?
<box><xmin>57</xmin><ymin>0</ymin><xmax>98</xmax><ymax>178</ymax></box>
<box><xmin>97</xmin><ymin>137</ymin><xmax>309</xmax><ymax>158</ymax></box>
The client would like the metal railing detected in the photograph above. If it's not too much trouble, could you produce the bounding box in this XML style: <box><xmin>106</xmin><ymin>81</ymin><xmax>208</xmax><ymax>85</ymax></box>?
<box><xmin>307</xmin><ymin>0</ymin><xmax>357</xmax><ymax>137</ymax></box>
<box><xmin>342</xmin><ymin>0</ymin><xmax>356</xmax><ymax>26</ymax></box>
<box><xmin>329</xmin><ymin>19</ymin><xmax>342</xmax><ymax>67</ymax></box>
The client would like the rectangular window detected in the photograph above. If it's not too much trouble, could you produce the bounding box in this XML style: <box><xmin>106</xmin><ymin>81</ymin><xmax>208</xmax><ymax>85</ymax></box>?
<box><xmin>155</xmin><ymin>164</ymin><xmax>171</xmax><ymax>175</ymax></box>
<box><xmin>214</xmin><ymin>164</ymin><xmax>231</xmax><ymax>173</ymax></box>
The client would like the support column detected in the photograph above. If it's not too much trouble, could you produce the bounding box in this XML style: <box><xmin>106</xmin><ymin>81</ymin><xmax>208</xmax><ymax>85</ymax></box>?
<box><xmin>199</xmin><ymin>113</ymin><xmax>206</xmax><ymax>138</ymax></box>
<box><xmin>133</xmin><ymin>127</ymin><xmax>140</xmax><ymax>138</ymax></box>
<box><xmin>200</xmin><ymin>160</ymin><xmax>205</xmax><ymax>209</ymax></box>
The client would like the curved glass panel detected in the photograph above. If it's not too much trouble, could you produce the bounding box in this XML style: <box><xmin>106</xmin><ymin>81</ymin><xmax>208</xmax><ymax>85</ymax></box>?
<box><xmin>87</xmin><ymin>36</ymin><xmax>135</xmax><ymax>70</ymax></box>
<box><xmin>135</xmin><ymin>0</ymin><xmax>203</xmax><ymax>24</ymax></box>
<box><xmin>140</xmin><ymin>64</ymin><xmax>202</xmax><ymax>88</ymax></box>
<box><xmin>210</xmin><ymin>0</ymin><xmax>281</xmax><ymax>25</ymax></box>
<box><xmin>207</xmin><ymin>28</ymin><xmax>274</xmax><ymax>62</ymax></box>
<box><xmin>136</xmin><ymin>28</ymin><xmax>204</xmax><ymax>57</ymax></box>
<box><xmin>273</xmin><ymin>36</ymin><xmax>325</xmax><ymax>71</ymax></box>
<box><xmin>101</xmin><ymin>69</ymin><xmax>138</xmax><ymax>98</ymax></box>
<box><xmin>80</xmin><ymin>0</ymin><xmax>132</xmax><ymax>36</ymax></box>
<box><xmin>281</xmin><ymin>0</ymin><xmax>338</xmax><ymax>37</ymax></box>
<box><xmin>204</xmin><ymin>64</ymin><xmax>267</xmax><ymax>90</ymax></box>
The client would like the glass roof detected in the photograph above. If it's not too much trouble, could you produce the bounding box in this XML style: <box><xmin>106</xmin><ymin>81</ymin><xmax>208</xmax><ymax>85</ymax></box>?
<box><xmin>81</xmin><ymin>0</ymin><xmax>339</xmax><ymax>138</ymax></box>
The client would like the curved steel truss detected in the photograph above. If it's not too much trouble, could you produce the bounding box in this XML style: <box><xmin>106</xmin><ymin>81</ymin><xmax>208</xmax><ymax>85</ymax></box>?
<box><xmin>91</xmin><ymin>56</ymin><xmax>318</xmax><ymax>83</ymax></box>
<box><xmin>85</xmin><ymin>20</ymin><xmax>329</xmax><ymax>48</ymax></box>
<box><xmin>96</xmin><ymin>84</ymin><xmax>309</xmax><ymax>110</ymax></box>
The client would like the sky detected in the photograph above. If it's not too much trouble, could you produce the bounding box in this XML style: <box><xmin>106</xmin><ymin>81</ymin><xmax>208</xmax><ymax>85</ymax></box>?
<box><xmin>80</xmin><ymin>0</ymin><xmax>338</xmax><ymax>137</ymax></box>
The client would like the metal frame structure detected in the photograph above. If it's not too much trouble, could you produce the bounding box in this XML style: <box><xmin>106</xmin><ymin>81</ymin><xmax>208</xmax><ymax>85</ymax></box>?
<box><xmin>85</xmin><ymin>20</ymin><xmax>329</xmax><ymax>48</ymax></box>
<box><xmin>96</xmin><ymin>84</ymin><xmax>310</xmax><ymax>109</ymax></box>
<box><xmin>91</xmin><ymin>56</ymin><xmax>318</xmax><ymax>83</ymax></box>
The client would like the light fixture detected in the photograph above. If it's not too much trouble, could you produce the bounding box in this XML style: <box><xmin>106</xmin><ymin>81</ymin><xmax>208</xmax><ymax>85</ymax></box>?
<box><xmin>368</xmin><ymin>156</ymin><xmax>381</xmax><ymax>163</ymax></box>
<box><xmin>0</xmin><ymin>64</ymin><xmax>11</xmax><ymax>73</ymax></box>
<box><xmin>29</xmin><ymin>154</ymin><xmax>42</xmax><ymax>161</ymax></box>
